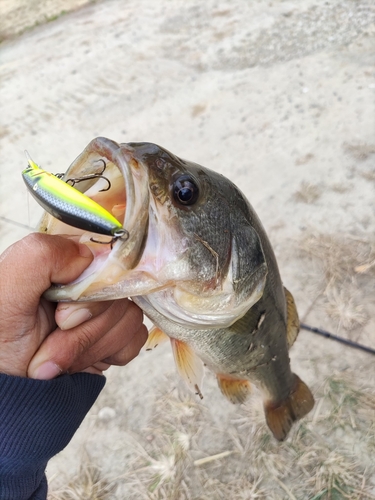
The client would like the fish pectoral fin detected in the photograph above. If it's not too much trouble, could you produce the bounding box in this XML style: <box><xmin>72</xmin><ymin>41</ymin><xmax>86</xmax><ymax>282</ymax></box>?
<box><xmin>217</xmin><ymin>375</ymin><xmax>251</xmax><ymax>404</ymax></box>
<box><xmin>284</xmin><ymin>287</ymin><xmax>300</xmax><ymax>349</ymax></box>
<box><xmin>170</xmin><ymin>339</ymin><xmax>205</xmax><ymax>400</ymax></box>
<box><xmin>264</xmin><ymin>374</ymin><xmax>314</xmax><ymax>441</ymax></box>
<box><xmin>144</xmin><ymin>326</ymin><xmax>169</xmax><ymax>350</ymax></box>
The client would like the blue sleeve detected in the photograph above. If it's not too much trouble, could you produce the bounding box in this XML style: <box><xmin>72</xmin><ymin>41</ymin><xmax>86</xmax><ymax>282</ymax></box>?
<box><xmin>0</xmin><ymin>372</ymin><xmax>106</xmax><ymax>500</ymax></box>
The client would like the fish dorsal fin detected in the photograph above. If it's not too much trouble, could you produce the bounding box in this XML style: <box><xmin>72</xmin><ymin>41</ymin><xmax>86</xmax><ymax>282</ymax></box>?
<box><xmin>170</xmin><ymin>338</ymin><xmax>204</xmax><ymax>400</ymax></box>
<box><xmin>144</xmin><ymin>326</ymin><xmax>169</xmax><ymax>350</ymax></box>
<box><xmin>264</xmin><ymin>374</ymin><xmax>314</xmax><ymax>441</ymax></box>
<box><xmin>217</xmin><ymin>375</ymin><xmax>252</xmax><ymax>404</ymax></box>
<box><xmin>284</xmin><ymin>287</ymin><xmax>300</xmax><ymax>348</ymax></box>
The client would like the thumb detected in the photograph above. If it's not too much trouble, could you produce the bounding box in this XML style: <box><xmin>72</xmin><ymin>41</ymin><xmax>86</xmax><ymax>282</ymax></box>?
<box><xmin>0</xmin><ymin>233</ymin><xmax>93</xmax><ymax>378</ymax></box>
<box><xmin>0</xmin><ymin>233</ymin><xmax>93</xmax><ymax>314</ymax></box>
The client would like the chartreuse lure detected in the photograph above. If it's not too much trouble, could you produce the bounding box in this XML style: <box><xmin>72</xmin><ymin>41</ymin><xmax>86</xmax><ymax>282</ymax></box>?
<box><xmin>22</xmin><ymin>154</ymin><xmax>127</xmax><ymax>239</ymax></box>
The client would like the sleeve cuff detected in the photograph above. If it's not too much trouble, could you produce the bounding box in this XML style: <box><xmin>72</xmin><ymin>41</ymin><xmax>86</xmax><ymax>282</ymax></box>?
<box><xmin>0</xmin><ymin>372</ymin><xmax>105</xmax><ymax>500</ymax></box>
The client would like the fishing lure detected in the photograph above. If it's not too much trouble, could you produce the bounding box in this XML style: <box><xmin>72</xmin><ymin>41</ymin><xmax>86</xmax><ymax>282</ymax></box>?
<box><xmin>22</xmin><ymin>154</ymin><xmax>128</xmax><ymax>242</ymax></box>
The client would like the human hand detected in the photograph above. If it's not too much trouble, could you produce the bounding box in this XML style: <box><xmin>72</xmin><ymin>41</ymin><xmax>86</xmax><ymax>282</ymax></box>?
<box><xmin>0</xmin><ymin>233</ymin><xmax>148</xmax><ymax>379</ymax></box>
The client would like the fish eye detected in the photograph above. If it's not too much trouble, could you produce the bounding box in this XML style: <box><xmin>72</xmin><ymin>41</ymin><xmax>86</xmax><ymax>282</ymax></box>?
<box><xmin>173</xmin><ymin>175</ymin><xmax>199</xmax><ymax>206</ymax></box>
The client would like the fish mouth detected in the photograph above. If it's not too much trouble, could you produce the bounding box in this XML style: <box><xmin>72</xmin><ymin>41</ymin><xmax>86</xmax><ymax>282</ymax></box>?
<box><xmin>41</xmin><ymin>137</ymin><xmax>150</xmax><ymax>301</ymax></box>
<box><xmin>40</xmin><ymin>137</ymin><xmax>269</xmax><ymax>329</ymax></box>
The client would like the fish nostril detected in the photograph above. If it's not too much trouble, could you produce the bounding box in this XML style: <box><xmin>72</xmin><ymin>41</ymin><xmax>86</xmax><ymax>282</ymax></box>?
<box><xmin>129</xmin><ymin>159</ymin><xmax>140</xmax><ymax>170</ymax></box>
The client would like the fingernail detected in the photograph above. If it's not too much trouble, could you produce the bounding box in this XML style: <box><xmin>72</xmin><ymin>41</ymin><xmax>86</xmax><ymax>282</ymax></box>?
<box><xmin>59</xmin><ymin>308</ymin><xmax>92</xmax><ymax>330</ymax></box>
<box><xmin>31</xmin><ymin>361</ymin><xmax>62</xmax><ymax>380</ymax></box>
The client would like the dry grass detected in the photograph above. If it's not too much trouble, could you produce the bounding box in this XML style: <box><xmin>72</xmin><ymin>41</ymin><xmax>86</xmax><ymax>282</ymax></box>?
<box><xmin>49</xmin><ymin>369</ymin><xmax>375</xmax><ymax>499</ymax></box>
<box><xmin>293</xmin><ymin>181</ymin><xmax>322</xmax><ymax>204</ymax></box>
<box><xmin>48</xmin><ymin>453</ymin><xmax>118</xmax><ymax>499</ymax></box>
<box><xmin>299</xmin><ymin>232</ymin><xmax>375</xmax><ymax>331</ymax></box>
<box><xmin>0</xmin><ymin>0</ymin><xmax>93</xmax><ymax>41</ymax></box>
<box><xmin>295</xmin><ymin>153</ymin><xmax>315</xmax><ymax>166</ymax></box>
<box><xmin>343</xmin><ymin>142</ymin><xmax>375</xmax><ymax>161</ymax></box>
<box><xmin>330</xmin><ymin>183</ymin><xmax>350</xmax><ymax>194</ymax></box>
<box><xmin>343</xmin><ymin>142</ymin><xmax>375</xmax><ymax>185</ymax></box>
<box><xmin>191</xmin><ymin>104</ymin><xmax>207</xmax><ymax>117</ymax></box>
<box><xmin>359</xmin><ymin>169</ymin><xmax>375</xmax><ymax>184</ymax></box>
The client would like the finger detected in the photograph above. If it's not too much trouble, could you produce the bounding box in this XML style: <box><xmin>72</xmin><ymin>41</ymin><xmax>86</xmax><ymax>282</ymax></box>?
<box><xmin>28</xmin><ymin>299</ymin><xmax>130</xmax><ymax>378</ymax></box>
<box><xmin>0</xmin><ymin>233</ymin><xmax>93</xmax><ymax>313</ymax></box>
<box><xmin>102</xmin><ymin>323</ymin><xmax>148</xmax><ymax>366</ymax></box>
<box><xmin>68</xmin><ymin>302</ymin><xmax>147</xmax><ymax>373</ymax></box>
<box><xmin>81</xmin><ymin>366</ymin><xmax>104</xmax><ymax>376</ymax></box>
<box><xmin>75</xmin><ymin>324</ymin><xmax>147</xmax><ymax>375</ymax></box>
<box><xmin>27</xmin><ymin>299</ymin><xmax>135</xmax><ymax>378</ymax></box>
<box><xmin>55</xmin><ymin>300</ymin><xmax>115</xmax><ymax>330</ymax></box>
<box><xmin>81</xmin><ymin>361</ymin><xmax>111</xmax><ymax>376</ymax></box>
<box><xmin>92</xmin><ymin>361</ymin><xmax>111</xmax><ymax>371</ymax></box>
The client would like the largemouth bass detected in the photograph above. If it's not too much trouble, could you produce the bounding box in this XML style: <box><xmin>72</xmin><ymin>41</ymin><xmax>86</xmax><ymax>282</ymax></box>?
<box><xmin>36</xmin><ymin>137</ymin><xmax>314</xmax><ymax>440</ymax></box>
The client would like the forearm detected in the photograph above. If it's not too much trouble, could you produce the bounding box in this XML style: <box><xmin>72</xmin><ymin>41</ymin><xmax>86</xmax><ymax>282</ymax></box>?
<box><xmin>0</xmin><ymin>373</ymin><xmax>105</xmax><ymax>500</ymax></box>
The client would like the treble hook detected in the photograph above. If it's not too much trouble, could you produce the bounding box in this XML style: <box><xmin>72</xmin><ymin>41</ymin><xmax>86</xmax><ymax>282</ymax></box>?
<box><xmin>55</xmin><ymin>159</ymin><xmax>111</xmax><ymax>192</ymax></box>
<box><xmin>90</xmin><ymin>228</ymin><xmax>129</xmax><ymax>249</ymax></box>
<box><xmin>66</xmin><ymin>160</ymin><xmax>111</xmax><ymax>192</ymax></box>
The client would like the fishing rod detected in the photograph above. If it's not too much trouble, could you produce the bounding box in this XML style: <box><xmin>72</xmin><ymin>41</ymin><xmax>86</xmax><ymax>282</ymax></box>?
<box><xmin>301</xmin><ymin>323</ymin><xmax>375</xmax><ymax>356</ymax></box>
<box><xmin>0</xmin><ymin>216</ymin><xmax>35</xmax><ymax>231</ymax></box>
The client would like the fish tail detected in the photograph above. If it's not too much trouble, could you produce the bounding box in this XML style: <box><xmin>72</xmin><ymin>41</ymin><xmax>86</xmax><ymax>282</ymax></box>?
<box><xmin>264</xmin><ymin>374</ymin><xmax>314</xmax><ymax>441</ymax></box>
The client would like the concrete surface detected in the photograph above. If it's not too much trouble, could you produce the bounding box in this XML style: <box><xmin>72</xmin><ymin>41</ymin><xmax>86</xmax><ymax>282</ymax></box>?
<box><xmin>0</xmin><ymin>0</ymin><xmax>374</xmax><ymax>497</ymax></box>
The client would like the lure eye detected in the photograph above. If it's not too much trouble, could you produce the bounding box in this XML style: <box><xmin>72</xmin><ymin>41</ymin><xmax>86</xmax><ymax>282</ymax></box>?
<box><xmin>173</xmin><ymin>175</ymin><xmax>199</xmax><ymax>206</ymax></box>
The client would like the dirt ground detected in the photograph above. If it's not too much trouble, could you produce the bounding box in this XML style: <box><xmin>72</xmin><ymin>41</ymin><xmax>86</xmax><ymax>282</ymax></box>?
<box><xmin>1</xmin><ymin>0</ymin><xmax>375</xmax><ymax>498</ymax></box>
